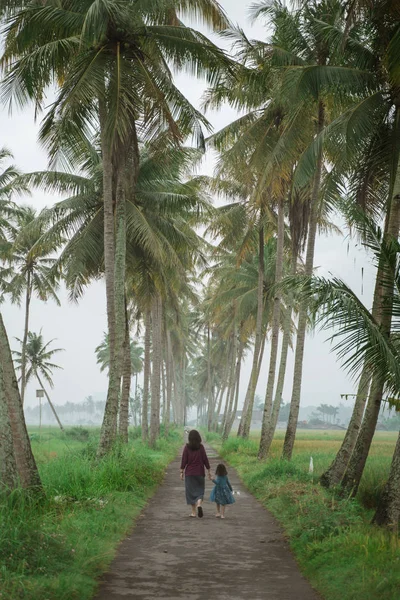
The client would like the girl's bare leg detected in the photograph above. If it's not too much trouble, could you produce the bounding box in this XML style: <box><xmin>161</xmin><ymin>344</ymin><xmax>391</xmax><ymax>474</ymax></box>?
<box><xmin>215</xmin><ymin>503</ymin><xmax>221</xmax><ymax>517</ymax></box>
<box><xmin>221</xmin><ymin>505</ymin><xmax>226</xmax><ymax>519</ymax></box>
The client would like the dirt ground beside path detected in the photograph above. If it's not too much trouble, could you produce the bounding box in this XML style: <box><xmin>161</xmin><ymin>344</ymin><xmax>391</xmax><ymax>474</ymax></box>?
<box><xmin>94</xmin><ymin>445</ymin><xmax>320</xmax><ymax>600</ymax></box>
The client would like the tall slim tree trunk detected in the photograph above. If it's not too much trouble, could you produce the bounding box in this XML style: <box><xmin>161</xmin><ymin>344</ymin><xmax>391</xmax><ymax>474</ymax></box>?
<box><xmin>258</xmin><ymin>255</ymin><xmax>297</xmax><ymax>459</ymax></box>
<box><xmin>0</xmin><ymin>365</ymin><xmax>18</xmax><ymax>491</ymax></box>
<box><xmin>213</xmin><ymin>347</ymin><xmax>231</xmax><ymax>431</ymax></box>
<box><xmin>373</xmin><ymin>430</ymin><xmax>400</xmax><ymax>529</ymax></box>
<box><xmin>97</xmin><ymin>94</ymin><xmax>118</xmax><ymax>456</ymax></box>
<box><xmin>118</xmin><ymin>304</ymin><xmax>131</xmax><ymax>443</ymax></box>
<box><xmin>161</xmin><ymin>360</ymin><xmax>166</xmax><ymax>424</ymax></box>
<box><xmin>165</xmin><ymin>330</ymin><xmax>173</xmax><ymax>436</ymax></box>
<box><xmin>341</xmin><ymin>109</ymin><xmax>400</xmax><ymax>496</ymax></box>
<box><xmin>36</xmin><ymin>374</ymin><xmax>64</xmax><ymax>432</ymax></box>
<box><xmin>222</xmin><ymin>332</ymin><xmax>239</xmax><ymax>437</ymax></box>
<box><xmin>20</xmin><ymin>272</ymin><xmax>31</xmax><ymax>405</ymax></box>
<box><xmin>320</xmin><ymin>368</ymin><xmax>370</xmax><ymax>488</ymax></box>
<box><xmin>224</xmin><ymin>340</ymin><xmax>244</xmax><ymax>441</ymax></box>
<box><xmin>282</xmin><ymin>101</ymin><xmax>325</xmax><ymax>460</ymax></box>
<box><xmin>259</xmin><ymin>196</ymin><xmax>285</xmax><ymax>457</ymax></box>
<box><xmin>142</xmin><ymin>309</ymin><xmax>151</xmax><ymax>441</ymax></box>
<box><xmin>0</xmin><ymin>312</ymin><xmax>41</xmax><ymax>489</ymax></box>
<box><xmin>206</xmin><ymin>326</ymin><xmax>214</xmax><ymax>431</ymax></box>
<box><xmin>150</xmin><ymin>295</ymin><xmax>162</xmax><ymax>446</ymax></box>
<box><xmin>240</xmin><ymin>227</ymin><xmax>265</xmax><ymax>438</ymax></box>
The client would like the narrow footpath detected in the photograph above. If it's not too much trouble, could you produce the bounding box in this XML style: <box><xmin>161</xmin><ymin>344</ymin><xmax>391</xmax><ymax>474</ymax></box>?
<box><xmin>94</xmin><ymin>445</ymin><xmax>320</xmax><ymax>600</ymax></box>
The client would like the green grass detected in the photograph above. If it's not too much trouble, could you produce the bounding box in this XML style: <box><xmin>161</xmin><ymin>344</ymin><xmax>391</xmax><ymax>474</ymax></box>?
<box><xmin>0</xmin><ymin>426</ymin><xmax>182</xmax><ymax>600</ymax></box>
<box><xmin>217</xmin><ymin>430</ymin><xmax>400</xmax><ymax>600</ymax></box>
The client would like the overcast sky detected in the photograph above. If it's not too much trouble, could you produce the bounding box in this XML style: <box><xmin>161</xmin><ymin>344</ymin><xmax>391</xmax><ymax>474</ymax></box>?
<box><xmin>0</xmin><ymin>1</ymin><xmax>376</xmax><ymax>412</ymax></box>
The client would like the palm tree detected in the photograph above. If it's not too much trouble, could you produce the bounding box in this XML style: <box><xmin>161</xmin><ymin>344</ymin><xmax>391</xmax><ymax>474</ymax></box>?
<box><xmin>13</xmin><ymin>331</ymin><xmax>64</xmax><ymax>431</ymax></box>
<box><xmin>0</xmin><ymin>150</ymin><xmax>41</xmax><ymax>491</ymax></box>
<box><xmin>95</xmin><ymin>329</ymin><xmax>144</xmax><ymax>441</ymax></box>
<box><xmin>95</xmin><ymin>332</ymin><xmax>143</xmax><ymax>376</ymax></box>
<box><xmin>21</xmin><ymin>141</ymin><xmax>211</xmax><ymax>444</ymax></box>
<box><xmin>1</xmin><ymin>0</ymin><xmax>231</xmax><ymax>455</ymax></box>
<box><xmin>3</xmin><ymin>206</ymin><xmax>60</xmax><ymax>405</ymax></box>
<box><xmin>290</xmin><ymin>233</ymin><xmax>400</xmax><ymax>528</ymax></box>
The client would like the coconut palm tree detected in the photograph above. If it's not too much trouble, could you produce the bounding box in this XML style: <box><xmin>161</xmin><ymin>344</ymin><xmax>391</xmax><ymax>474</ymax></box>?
<box><xmin>13</xmin><ymin>331</ymin><xmax>64</xmax><ymax>431</ymax></box>
<box><xmin>0</xmin><ymin>151</ymin><xmax>41</xmax><ymax>491</ymax></box>
<box><xmin>1</xmin><ymin>0</ymin><xmax>231</xmax><ymax>455</ymax></box>
<box><xmin>20</xmin><ymin>141</ymin><xmax>211</xmax><ymax>445</ymax></box>
<box><xmin>2</xmin><ymin>206</ymin><xmax>60</xmax><ymax>405</ymax></box>
<box><xmin>289</xmin><ymin>226</ymin><xmax>400</xmax><ymax>527</ymax></box>
<box><xmin>95</xmin><ymin>332</ymin><xmax>143</xmax><ymax>376</ymax></box>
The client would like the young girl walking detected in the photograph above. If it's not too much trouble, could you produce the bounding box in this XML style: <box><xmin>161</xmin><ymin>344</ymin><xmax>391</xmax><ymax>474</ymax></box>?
<box><xmin>210</xmin><ymin>464</ymin><xmax>235</xmax><ymax>519</ymax></box>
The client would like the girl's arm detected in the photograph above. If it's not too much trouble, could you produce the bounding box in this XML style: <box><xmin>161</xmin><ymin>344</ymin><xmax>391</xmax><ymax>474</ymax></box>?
<box><xmin>227</xmin><ymin>478</ymin><xmax>233</xmax><ymax>491</ymax></box>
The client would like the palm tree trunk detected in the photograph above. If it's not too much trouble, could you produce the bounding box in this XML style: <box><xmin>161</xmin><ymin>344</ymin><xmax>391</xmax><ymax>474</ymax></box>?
<box><xmin>20</xmin><ymin>271</ymin><xmax>31</xmax><ymax>405</ymax></box>
<box><xmin>258</xmin><ymin>255</ymin><xmax>297</xmax><ymax>459</ymax></box>
<box><xmin>222</xmin><ymin>332</ymin><xmax>238</xmax><ymax>435</ymax></box>
<box><xmin>0</xmin><ymin>312</ymin><xmax>41</xmax><ymax>489</ymax></box>
<box><xmin>240</xmin><ymin>226</ymin><xmax>265</xmax><ymax>439</ymax></box>
<box><xmin>259</xmin><ymin>196</ymin><xmax>285</xmax><ymax>457</ymax></box>
<box><xmin>373</xmin><ymin>430</ymin><xmax>400</xmax><ymax>529</ymax></box>
<box><xmin>320</xmin><ymin>368</ymin><xmax>370</xmax><ymax>488</ymax></box>
<box><xmin>161</xmin><ymin>359</ymin><xmax>166</xmax><ymax>425</ymax></box>
<box><xmin>118</xmin><ymin>304</ymin><xmax>131</xmax><ymax>443</ymax></box>
<box><xmin>206</xmin><ymin>326</ymin><xmax>214</xmax><ymax>431</ymax></box>
<box><xmin>256</xmin><ymin>330</ymin><xmax>267</xmax><ymax>382</ymax></box>
<box><xmin>165</xmin><ymin>330</ymin><xmax>173</xmax><ymax>436</ymax></box>
<box><xmin>0</xmin><ymin>364</ymin><xmax>18</xmax><ymax>491</ymax></box>
<box><xmin>142</xmin><ymin>309</ymin><xmax>151</xmax><ymax>441</ymax></box>
<box><xmin>150</xmin><ymin>295</ymin><xmax>162</xmax><ymax>446</ymax></box>
<box><xmin>213</xmin><ymin>349</ymin><xmax>231</xmax><ymax>430</ymax></box>
<box><xmin>282</xmin><ymin>101</ymin><xmax>325</xmax><ymax>460</ymax></box>
<box><xmin>36</xmin><ymin>374</ymin><xmax>64</xmax><ymax>431</ymax></box>
<box><xmin>97</xmin><ymin>94</ymin><xmax>118</xmax><ymax>456</ymax></box>
<box><xmin>224</xmin><ymin>340</ymin><xmax>244</xmax><ymax>441</ymax></box>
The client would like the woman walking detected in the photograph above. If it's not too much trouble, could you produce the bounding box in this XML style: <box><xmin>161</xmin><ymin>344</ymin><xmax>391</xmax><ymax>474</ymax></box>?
<box><xmin>180</xmin><ymin>430</ymin><xmax>211</xmax><ymax>518</ymax></box>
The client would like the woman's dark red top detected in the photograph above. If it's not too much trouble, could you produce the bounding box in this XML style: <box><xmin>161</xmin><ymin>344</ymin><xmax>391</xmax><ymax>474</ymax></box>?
<box><xmin>180</xmin><ymin>444</ymin><xmax>210</xmax><ymax>477</ymax></box>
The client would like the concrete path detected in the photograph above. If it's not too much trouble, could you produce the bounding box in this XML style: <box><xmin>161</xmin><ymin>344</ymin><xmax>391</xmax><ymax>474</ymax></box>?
<box><xmin>94</xmin><ymin>446</ymin><xmax>320</xmax><ymax>600</ymax></box>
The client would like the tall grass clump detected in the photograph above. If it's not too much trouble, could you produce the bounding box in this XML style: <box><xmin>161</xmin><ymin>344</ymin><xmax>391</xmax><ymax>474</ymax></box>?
<box><xmin>0</xmin><ymin>427</ymin><xmax>181</xmax><ymax>600</ymax></box>
<box><xmin>218</xmin><ymin>430</ymin><xmax>399</xmax><ymax>600</ymax></box>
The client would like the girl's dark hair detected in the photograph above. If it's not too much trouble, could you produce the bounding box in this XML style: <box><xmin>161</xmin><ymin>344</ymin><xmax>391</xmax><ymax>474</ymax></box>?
<box><xmin>216</xmin><ymin>463</ymin><xmax>227</xmax><ymax>476</ymax></box>
<box><xmin>187</xmin><ymin>429</ymin><xmax>202</xmax><ymax>451</ymax></box>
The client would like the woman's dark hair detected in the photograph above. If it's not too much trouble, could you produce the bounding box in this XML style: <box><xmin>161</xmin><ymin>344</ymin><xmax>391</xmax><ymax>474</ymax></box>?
<box><xmin>216</xmin><ymin>463</ymin><xmax>227</xmax><ymax>476</ymax></box>
<box><xmin>187</xmin><ymin>429</ymin><xmax>202</xmax><ymax>450</ymax></box>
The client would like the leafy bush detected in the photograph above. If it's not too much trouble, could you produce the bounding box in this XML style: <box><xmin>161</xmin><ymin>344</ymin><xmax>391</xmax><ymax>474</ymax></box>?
<box><xmin>64</xmin><ymin>427</ymin><xmax>91</xmax><ymax>442</ymax></box>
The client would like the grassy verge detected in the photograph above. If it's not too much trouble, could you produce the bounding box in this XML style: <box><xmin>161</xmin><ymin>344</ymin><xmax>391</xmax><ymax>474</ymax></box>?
<box><xmin>217</xmin><ymin>431</ymin><xmax>399</xmax><ymax>600</ymax></box>
<box><xmin>0</xmin><ymin>426</ymin><xmax>181</xmax><ymax>600</ymax></box>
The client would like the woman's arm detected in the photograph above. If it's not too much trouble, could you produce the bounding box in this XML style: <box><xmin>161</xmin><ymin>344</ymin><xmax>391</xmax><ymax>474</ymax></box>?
<box><xmin>180</xmin><ymin>446</ymin><xmax>188</xmax><ymax>479</ymax></box>
<box><xmin>202</xmin><ymin>446</ymin><xmax>212</xmax><ymax>479</ymax></box>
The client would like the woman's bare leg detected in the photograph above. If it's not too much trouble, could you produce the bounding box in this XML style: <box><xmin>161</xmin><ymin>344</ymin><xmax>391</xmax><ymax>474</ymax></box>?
<box><xmin>190</xmin><ymin>504</ymin><xmax>196</xmax><ymax>517</ymax></box>
<box><xmin>196</xmin><ymin>498</ymin><xmax>204</xmax><ymax>518</ymax></box>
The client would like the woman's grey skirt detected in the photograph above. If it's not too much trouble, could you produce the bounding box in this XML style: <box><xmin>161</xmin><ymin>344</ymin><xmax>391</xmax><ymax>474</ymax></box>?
<box><xmin>185</xmin><ymin>475</ymin><xmax>205</xmax><ymax>505</ymax></box>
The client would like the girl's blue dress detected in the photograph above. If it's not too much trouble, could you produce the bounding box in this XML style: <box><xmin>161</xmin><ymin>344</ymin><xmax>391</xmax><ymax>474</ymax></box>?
<box><xmin>210</xmin><ymin>475</ymin><xmax>235</xmax><ymax>505</ymax></box>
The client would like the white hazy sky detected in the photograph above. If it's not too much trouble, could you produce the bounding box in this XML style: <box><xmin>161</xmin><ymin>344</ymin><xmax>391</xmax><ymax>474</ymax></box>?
<box><xmin>0</xmin><ymin>1</ymin><xmax>376</xmax><ymax>411</ymax></box>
